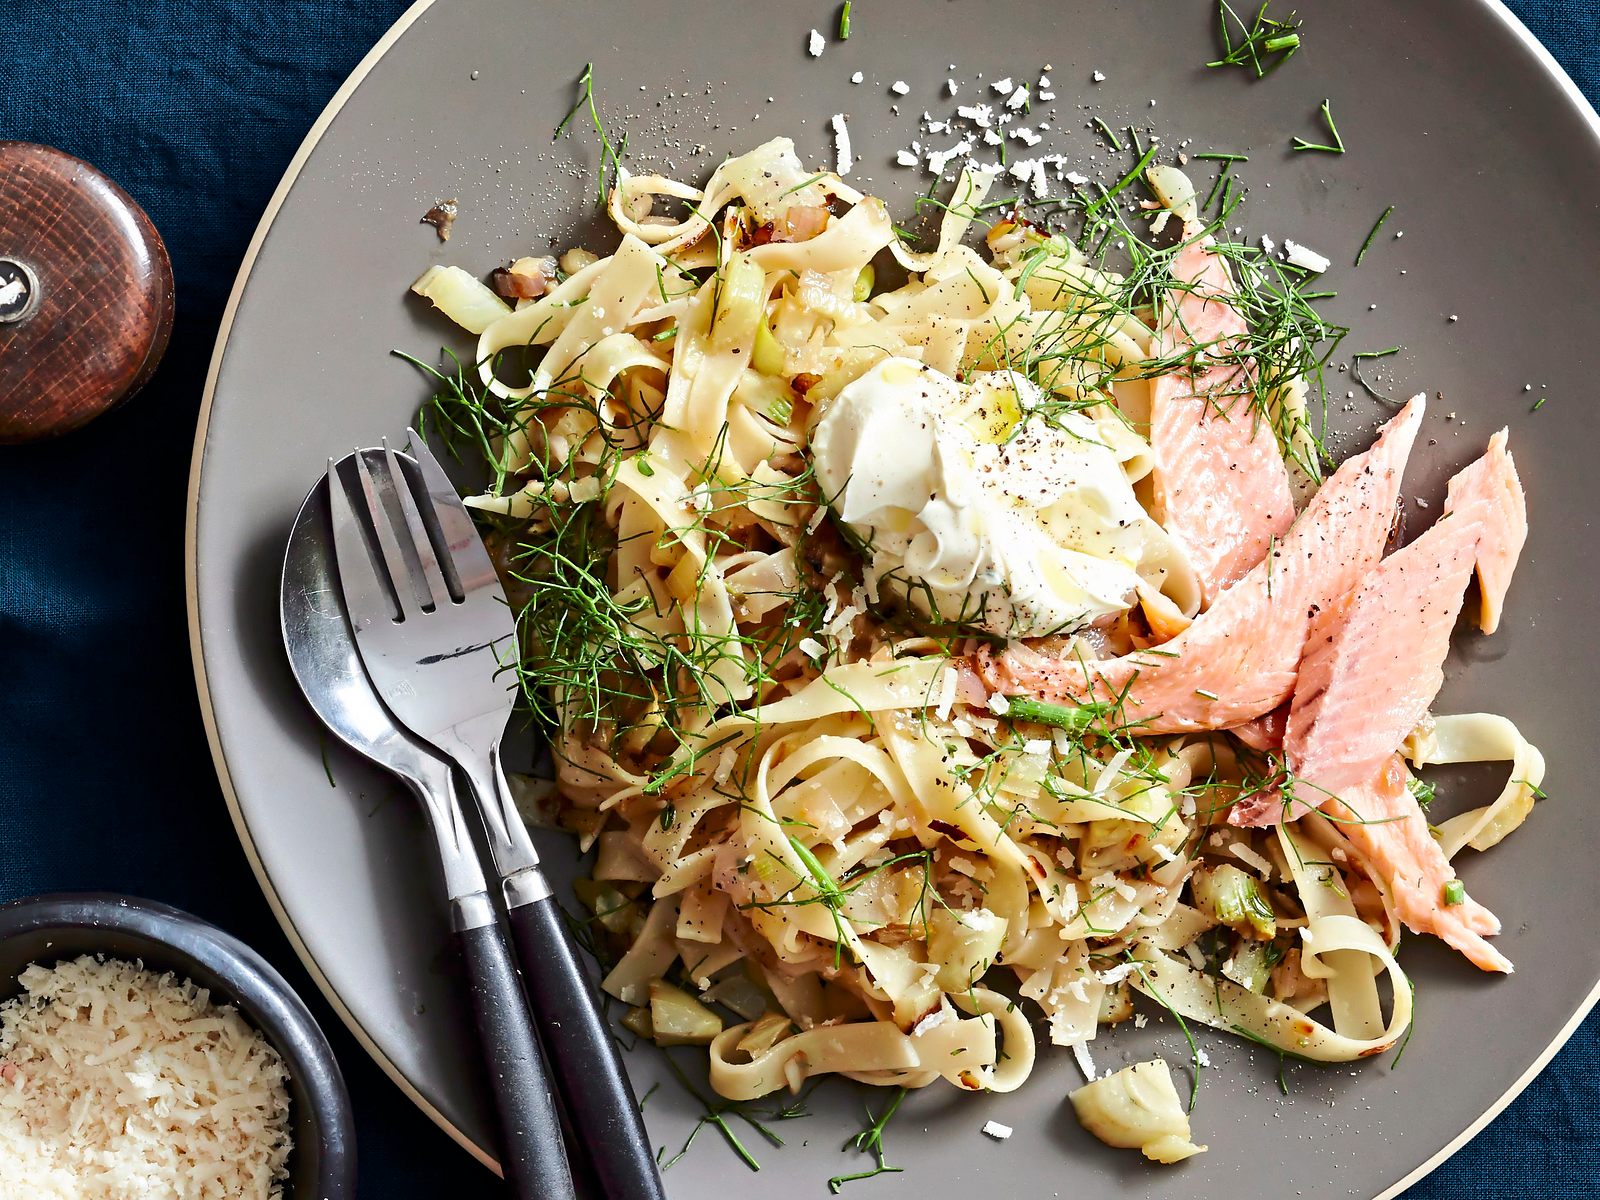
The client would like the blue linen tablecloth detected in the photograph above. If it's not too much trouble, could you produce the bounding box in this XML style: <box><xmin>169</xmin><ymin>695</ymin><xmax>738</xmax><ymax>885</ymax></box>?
<box><xmin>1</xmin><ymin>3</ymin><xmax>1596</xmax><ymax>1197</ymax></box>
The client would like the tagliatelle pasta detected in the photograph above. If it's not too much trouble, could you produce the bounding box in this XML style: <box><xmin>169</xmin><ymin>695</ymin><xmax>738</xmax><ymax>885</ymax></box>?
<box><xmin>408</xmin><ymin>136</ymin><xmax>1543</xmax><ymax>1156</ymax></box>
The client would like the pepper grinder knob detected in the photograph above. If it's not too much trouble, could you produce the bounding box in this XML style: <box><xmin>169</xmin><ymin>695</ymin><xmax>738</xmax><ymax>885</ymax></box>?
<box><xmin>0</xmin><ymin>142</ymin><xmax>175</xmax><ymax>443</ymax></box>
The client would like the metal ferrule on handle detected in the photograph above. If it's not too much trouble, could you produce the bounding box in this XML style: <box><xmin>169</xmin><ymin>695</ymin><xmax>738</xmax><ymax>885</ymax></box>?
<box><xmin>457</xmin><ymin>738</ymin><xmax>551</xmax><ymax>909</ymax></box>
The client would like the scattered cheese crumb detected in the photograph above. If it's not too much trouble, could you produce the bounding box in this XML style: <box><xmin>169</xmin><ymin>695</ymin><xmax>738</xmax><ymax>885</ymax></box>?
<box><xmin>1011</xmin><ymin>126</ymin><xmax>1042</xmax><ymax>147</ymax></box>
<box><xmin>946</xmin><ymin>78</ymin><xmax>959</xmax><ymax>96</ymax></box>
<box><xmin>1070</xmin><ymin>1040</ymin><xmax>1098</xmax><ymax>1082</ymax></box>
<box><xmin>926</xmin><ymin>137</ymin><xmax>973</xmax><ymax>176</ymax></box>
<box><xmin>831</xmin><ymin>113</ymin><xmax>853</xmax><ymax>175</ymax></box>
<box><xmin>987</xmin><ymin>693</ymin><xmax>1011</xmax><ymax>715</ymax></box>
<box><xmin>1021</xmin><ymin>738</ymin><xmax>1052</xmax><ymax>757</ymax></box>
<box><xmin>891</xmin><ymin>80</ymin><xmax>910</xmax><ymax>95</ymax></box>
<box><xmin>1227</xmin><ymin>840</ymin><xmax>1273</xmax><ymax>876</ymax></box>
<box><xmin>808</xmin><ymin>29</ymin><xmax>824</xmax><ymax>57</ymax></box>
<box><xmin>934</xmin><ymin>666</ymin><xmax>958</xmax><ymax>720</ymax></box>
<box><xmin>1282</xmin><ymin>239</ymin><xmax>1331</xmax><ymax>273</ymax></box>
<box><xmin>895</xmin><ymin>148</ymin><xmax>919</xmax><ymax>167</ymax></box>
<box><xmin>851</xmin><ymin>70</ymin><xmax>864</xmax><ymax>84</ymax></box>
<box><xmin>991</xmin><ymin>76</ymin><xmax>1014</xmax><ymax>94</ymax></box>
<box><xmin>1092</xmin><ymin>69</ymin><xmax>1106</xmax><ymax>82</ymax></box>
<box><xmin>1006</xmin><ymin>84</ymin><xmax>1029</xmax><ymax>109</ymax></box>
<box><xmin>982</xmin><ymin>1120</ymin><xmax>1014</xmax><ymax>1140</ymax></box>
<box><xmin>798</xmin><ymin>636</ymin><xmax>827</xmax><ymax>661</ymax></box>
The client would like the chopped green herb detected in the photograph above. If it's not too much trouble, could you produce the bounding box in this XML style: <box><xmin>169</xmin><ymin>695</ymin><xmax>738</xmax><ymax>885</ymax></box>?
<box><xmin>838</xmin><ymin>1</ymin><xmax>852</xmax><ymax>39</ymax></box>
<box><xmin>1207</xmin><ymin>1</ymin><xmax>1303</xmax><ymax>79</ymax></box>
<box><xmin>1355</xmin><ymin>205</ymin><xmax>1394</xmax><ymax>266</ymax></box>
<box><xmin>1004</xmin><ymin>696</ymin><xmax>1109</xmax><ymax>732</ymax></box>
<box><xmin>1441</xmin><ymin>880</ymin><xmax>1466</xmax><ymax>906</ymax></box>
<box><xmin>1407</xmin><ymin>776</ymin><xmax>1435</xmax><ymax>809</ymax></box>
<box><xmin>1193</xmin><ymin>152</ymin><xmax>1250</xmax><ymax>162</ymax></box>
<box><xmin>1292</xmin><ymin>99</ymin><xmax>1345</xmax><ymax>154</ymax></box>
<box><xmin>1091</xmin><ymin>117</ymin><xmax>1124</xmax><ymax>151</ymax></box>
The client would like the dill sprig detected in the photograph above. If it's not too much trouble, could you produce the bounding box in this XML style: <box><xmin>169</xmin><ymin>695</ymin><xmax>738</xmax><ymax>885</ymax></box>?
<box><xmin>827</xmin><ymin>1088</ymin><xmax>906</xmax><ymax>1193</ymax></box>
<box><xmin>1207</xmin><ymin>1</ymin><xmax>1303</xmax><ymax>78</ymax></box>
<box><xmin>554</xmin><ymin>62</ymin><xmax>629</xmax><ymax>204</ymax></box>
<box><xmin>657</xmin><ymin>1051</ymin><xmax>803</xmax><ymax>1172</ymax></box>
<box><xmin>1291</xmin><ymin>99</ymin><xmax>1345</xmax><ymax>154</ymax></box>
<box><xmin>1127</xmin><ymin>955</ymin><xmax>1204</xmax><ymax>1109</ymax></box>
<box><xmin>1351</xmin><ymin>346</ymin><xmax>1404</xmax><ymax>403</ymax></box>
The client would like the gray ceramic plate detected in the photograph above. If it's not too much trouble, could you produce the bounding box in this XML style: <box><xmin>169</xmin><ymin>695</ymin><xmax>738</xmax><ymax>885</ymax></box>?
<box><xmin>188</xmin><ymin>2</ymin><xmax>1600</xmax><ymax>1195</ymax></box>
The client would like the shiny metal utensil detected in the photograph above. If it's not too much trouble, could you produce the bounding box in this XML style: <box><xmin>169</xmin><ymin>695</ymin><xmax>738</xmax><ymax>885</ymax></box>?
<box><xmin>328</xmin><ymin>434</ymin><xmax>664</xmax><ymax>1200</ymax></box>
<box><xmin>280</xmin><ymin>471</ymin><xmax>574</xmax><ymax>1200</ymax></box>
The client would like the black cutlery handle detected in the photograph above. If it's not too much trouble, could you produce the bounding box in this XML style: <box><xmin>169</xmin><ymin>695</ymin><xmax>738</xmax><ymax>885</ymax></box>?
<box><xmin>505</xmin><ymin>894</ymin><xmax>666</xmax><ymax>1200</ymax></box>
<box><xmin>455</xmin><ymin>909</ymin><xmax>576</xmax><ymax>1200</ymax></box>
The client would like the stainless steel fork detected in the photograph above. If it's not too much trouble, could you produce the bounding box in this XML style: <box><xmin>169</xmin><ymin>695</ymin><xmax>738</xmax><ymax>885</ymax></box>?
<box><xmin>328</xmin><ymin>434</ymin><xmax>665</xmax><ymax>1200</ymax></box>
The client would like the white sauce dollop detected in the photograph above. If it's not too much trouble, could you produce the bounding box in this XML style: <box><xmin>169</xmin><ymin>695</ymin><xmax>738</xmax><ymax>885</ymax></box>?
<box><xmin>811</xmin><ymin>356</ymin><xmax>1169</xmax><ymax>637</ymax></box>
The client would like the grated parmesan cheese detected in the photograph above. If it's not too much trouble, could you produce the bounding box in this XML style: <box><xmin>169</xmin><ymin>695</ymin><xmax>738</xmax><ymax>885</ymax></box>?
<box><xmin>982</xmin><ymin>1120</ymin><xmax>1014</xmax><ymax>1140</ymax></box>
<box><xmin>1070</xmin><ymin>1040</ymin><xmax>1098</xmax><ymax>1082</ymax></box>
<box><xmin>808</xmin><ymin>28</ymin><xmax>824</xmax><ymax>57</ymax></box>
<box><xmin>0</xmin><ymin>956</ymin><xmax>292</xmax><ymax>1200</ymax></box>
<box><xmin>1283</xmin><ymin>239</ymin><xmax>1331</xmax><ymax>273</ymax></box>
<box><xmin>1229</xmin><ymin>840</ymin><xmax>1274</xmax><ymax>876</ymax></box>
<box><xmin>830</xmin><ymin>113</ymin><xmax>853</xmax><ymax>175</ymax></box>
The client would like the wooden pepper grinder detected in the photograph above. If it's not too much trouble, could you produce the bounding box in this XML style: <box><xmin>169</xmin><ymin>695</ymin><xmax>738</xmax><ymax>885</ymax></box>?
<box><xmin>0</xmin><ymin>142</ymin><xmax>175</xmax><ymax>443</ymax></box>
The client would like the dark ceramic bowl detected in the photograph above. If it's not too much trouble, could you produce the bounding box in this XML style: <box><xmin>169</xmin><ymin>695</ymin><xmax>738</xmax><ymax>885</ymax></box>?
<box><xmin>0</xmin><ymin>893</ymin><xmax>355</xmax><ymax>1198</ymax></box>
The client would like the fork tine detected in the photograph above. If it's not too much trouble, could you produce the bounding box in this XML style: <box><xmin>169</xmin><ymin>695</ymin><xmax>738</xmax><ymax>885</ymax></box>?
<box><xmin>406</xmin><ymin>427</ymin><xmax>499</xmax><ymax>594</ymax></box>
<box><xmin>383</xmin><ymin>437</ymin><xmax>454</xmax><ymax>610</ymax></box>
<box><xmin>352</xmin><ymin>448</ymin><xmax>420</xmax><ymax>620</ymax></box>
<box><xmin>326</xmin><ymin>455</ymin><xmax>401</xmax><ymax>625</ymax></box>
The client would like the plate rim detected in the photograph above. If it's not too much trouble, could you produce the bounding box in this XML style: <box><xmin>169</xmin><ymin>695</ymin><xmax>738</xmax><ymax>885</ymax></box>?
<box><xmin>183</xmin><ymin>1</ymin><xmax>1600</xmax><ymax>1193</ymax></box>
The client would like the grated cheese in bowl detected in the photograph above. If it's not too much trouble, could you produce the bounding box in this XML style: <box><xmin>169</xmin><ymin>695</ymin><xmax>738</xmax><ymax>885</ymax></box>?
<box><xmin>0</xmin><ymin>954</ymin><xmax>292</xmax><ymax>1199</ymax></box>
